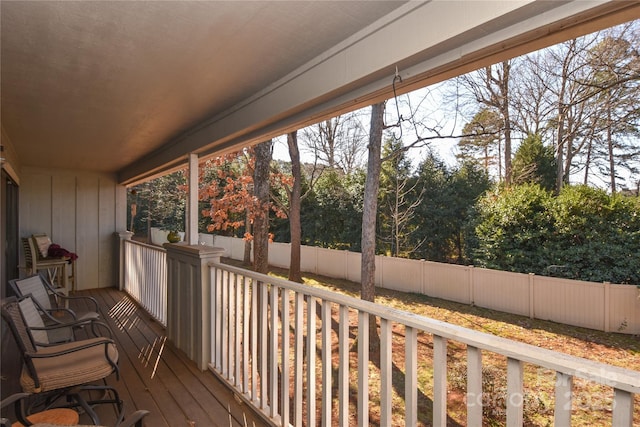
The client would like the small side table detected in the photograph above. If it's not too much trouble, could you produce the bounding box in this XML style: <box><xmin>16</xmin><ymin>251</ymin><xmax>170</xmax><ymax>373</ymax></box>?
<box><xmin>12</xmin><ymin>407</ymin><xmax>79</xmax><ymax>426</ymax></box>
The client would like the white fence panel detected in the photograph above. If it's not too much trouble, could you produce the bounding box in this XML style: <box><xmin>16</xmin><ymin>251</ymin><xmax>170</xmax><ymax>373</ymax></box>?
<box><xmin>609</xmin><ymin>284</ymin><xmax>640</xmax><ymax>333</ymax></box>
<box><xmin>198</xmin><ymin>233</ymin><xmax>215</xmax><ymax>246</ymax></box>
<box><xmin>346</xmin><ymin>251</ymin><xmax>361</xmax><ymax>283</ymax></box>
<box><xmin>379</xmin><ymin>256</ymin><xmax>422</xmax><ymax>293</ymax></box>
<box><xmin>474</xmin><ymin>269</ymin><xmax>530</xmax><ymax>316</ymax></box>
<box><xmin>534</xmin><ymin>276</ymin><xmax>604</xmax><ymax>331</ymax></box>
<box><xmin>317</xmin><ymin>247</ymin><xmax>348</xmax><ymax>280</ymax></box>
<box><xmin>198</xmin><ymin>234</ymin><xmax>640</xmax><ymax>334</ymax></box>
<box><xmin>300</xmin><ymin>245</ymin><xmax>318</xmax><ymax>274</ymax></box>
<box><xmin>423</xmin><ymin>261</ymin><xmax>470</xmax><ymax>304</ymax></box>
<box><xmin>210</xmin><ymin>234</ymin><xmax>246</xmax><ymax>260</ymax></box>
<box><xmin>268</xmin><ymin>241</ymin><xmax>290</xmax><ymax>269</ymax></box>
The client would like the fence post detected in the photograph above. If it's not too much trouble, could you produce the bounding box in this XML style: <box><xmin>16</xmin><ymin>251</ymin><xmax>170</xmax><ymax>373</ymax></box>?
<box><xmin>468</xmin><ymin>265</ymin><xmax>474</xmax><ymax>305</ymax></box>
<box><xmin>529</xmin><ymin>273</ymin><xmax>535</xmax><ymax>320</ymax></box>
<box><xmin>604</xmin><ymin>281</ymin><xmax>610</xmax><ymax>333</ymax></box>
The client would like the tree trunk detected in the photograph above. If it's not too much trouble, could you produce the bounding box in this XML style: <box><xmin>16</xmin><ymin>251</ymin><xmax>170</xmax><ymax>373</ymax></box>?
<box><xmin>243</xmin><ymin>213</ymin><xmax>252</xmax><ymax>266</ymax></box>
<box><xmin>501</xmin><ymin>61</ymin><xmax>513</xmax><ymax>185</ymax></box>
<box><xmin>253</xmin><ymin>140</ymin><xmax>272</xmax><ymax>274</ymax></box>
<box><xmin>606</xmin><ymin>98</ymin><xmax>616</xmax><ymax>193</ymax></box>
<box><xmin>287</xmin><ymin>131</ymin><xmax>303</xmax><ymax>282</ymax></box>
<box><xmin>361</xmin><ymin>102</ymin><xmax>384</xmax><ymax>303</ymax></box>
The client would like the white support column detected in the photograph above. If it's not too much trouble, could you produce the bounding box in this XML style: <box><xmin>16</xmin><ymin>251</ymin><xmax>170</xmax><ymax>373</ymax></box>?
<box><xmin>187</xmin><ymin>153</ymin><xmax>199</xmax><ymax>245</ymax></box>
<box><xmin>116</xmin><ymin>230</ymin><xmax>134</xmax><ymax>291</ymax></box>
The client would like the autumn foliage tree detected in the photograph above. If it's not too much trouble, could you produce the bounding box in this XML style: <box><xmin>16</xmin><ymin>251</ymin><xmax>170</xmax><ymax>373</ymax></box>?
<box><xmin>199</xmin><ymin>145</ymin><xmax>287</xmax><ymax>269</ymax></box>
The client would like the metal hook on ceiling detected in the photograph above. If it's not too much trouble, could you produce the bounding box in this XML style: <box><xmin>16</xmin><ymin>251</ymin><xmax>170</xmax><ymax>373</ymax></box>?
<box><xmin>392</xmin><ymin>66</ymin><xmax>404</xmax><ymax>141</ymax></box>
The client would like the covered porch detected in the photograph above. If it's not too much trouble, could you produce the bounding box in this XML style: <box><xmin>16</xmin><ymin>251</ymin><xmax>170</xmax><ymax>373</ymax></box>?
<box><xmin>2</xmin><ymin>1</ymin><xmax>640</xmax><ymax>425</ymax></box>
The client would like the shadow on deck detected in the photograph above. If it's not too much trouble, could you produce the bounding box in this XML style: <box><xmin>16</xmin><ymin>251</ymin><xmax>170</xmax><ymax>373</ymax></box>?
<box><xmin>2</xmin><ymin>287</ymin><xmax>270</xmax><ymax>427</ymax></box>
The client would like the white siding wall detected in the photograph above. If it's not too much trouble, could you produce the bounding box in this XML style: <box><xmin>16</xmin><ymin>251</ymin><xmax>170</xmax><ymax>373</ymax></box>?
<box><xmin>19</xmin><ymin>167</ymin><xmax>126</xmax><ymax>290</ymax></box>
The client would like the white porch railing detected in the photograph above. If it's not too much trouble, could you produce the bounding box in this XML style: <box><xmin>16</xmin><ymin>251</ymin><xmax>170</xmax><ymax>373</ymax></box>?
<box><xmin>123</xmin><ymin>239</ymin><xmax>167</xmax><ymax>326</ymax></box>
<box><xmin>209</xmin><ymin>261</ymin><xmax>639</xmax><ymax>427</ymax></box>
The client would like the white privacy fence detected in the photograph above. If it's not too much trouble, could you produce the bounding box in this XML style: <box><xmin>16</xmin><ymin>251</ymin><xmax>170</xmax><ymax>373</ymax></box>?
<box><xmin>201</xmin><ymin>234</ymin><xmax>640</xmax><ymax>334</ymax></box>
<box><xmin>209</xmin><ymin>261</ymin><xmax>640</xmax><ymax>426</ymax></box>
<box><xmin>122</xmin><ymin>239</ymin><xmax>167</xmax><ymax>325</ymax></box>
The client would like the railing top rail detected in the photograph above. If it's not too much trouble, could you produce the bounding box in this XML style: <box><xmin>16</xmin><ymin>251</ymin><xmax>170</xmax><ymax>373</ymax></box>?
<box><xmin>211</xmin><ymin>261</ymin><xmax>640</xmax><ymax>394</ymax></box>
<box><xmin>124</xmin><ymin>239</ymin><xmax>167</xmax><ymax>252</ymax></box>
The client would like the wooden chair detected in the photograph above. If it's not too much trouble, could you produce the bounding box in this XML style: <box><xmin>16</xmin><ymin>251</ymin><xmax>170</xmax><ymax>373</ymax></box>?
<box><xmin>21</xmin><ymin>236</ymin><xmax>69</xmax><ymax>294</ymax></box>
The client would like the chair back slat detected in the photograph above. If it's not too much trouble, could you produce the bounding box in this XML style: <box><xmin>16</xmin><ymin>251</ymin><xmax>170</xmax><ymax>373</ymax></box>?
<box><xmin>0</xmin><ymin>298</ymin><xmax>37</xmax><ymax>354</ymax></box>
<box><xmin>18</xmin><ymin>297</ymin><xmax>49</xmax><ymax>346</ymax></box>
<box><xmin>11</xmin><ymin>276</ymin><xmax>53</xmax><ymax>311</ymax></box>
<box><xmin>21</xmin><ymin>238</ymin><xmax>34</xmax><ymax>270</ymax></box>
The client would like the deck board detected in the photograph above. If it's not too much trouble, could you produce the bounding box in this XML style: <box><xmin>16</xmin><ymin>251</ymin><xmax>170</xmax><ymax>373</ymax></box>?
<box><xmin>0</xmin><ymin>287</ymin><xmax>268</xmax><ymax>426</ymax></box>
<box><xmin>70</xmin><ymin>287</ymin><xmax>269</xmax><ymax>427</ymax></box>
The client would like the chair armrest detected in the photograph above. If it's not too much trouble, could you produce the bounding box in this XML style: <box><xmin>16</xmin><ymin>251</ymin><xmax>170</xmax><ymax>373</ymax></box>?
<box><xmin>31</xmin><ymin>318</ymin><xmax>114</xmax><ymax>340</ymax></box>
<box><xmin>26</xmin><ymin>337</ymin><xmax>115</xmax><ymax>358</ymax></box>
<box><xmin>0</xmin><ymin>393</ymin><xmax>30</xmax><ymax>409</ymax></box>
<box><xmin>0</xmin><ymin>393</ymin><xmax>32</xmax><ymax>427</ymax></box>
<box><xmin>42</xmin><ymin>307</ymin><xmax>78</xmax><ymax>322</ymax></box>
<box><xmin>118</xmin><ymin>410</ymin><xmax>150</xmax><ymax>427</ymax></box>
<box><xmin>54</xmin><ymin>293</ymin><xmax>100</xmax><ymax>312</ymax></box>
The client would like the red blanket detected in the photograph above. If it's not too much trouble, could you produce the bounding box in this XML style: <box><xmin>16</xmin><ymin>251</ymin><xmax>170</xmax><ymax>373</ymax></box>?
<box><xmin>48</xmin><ymin>243</ymin><xmax>78</xmax><ymax>262</ymax></box>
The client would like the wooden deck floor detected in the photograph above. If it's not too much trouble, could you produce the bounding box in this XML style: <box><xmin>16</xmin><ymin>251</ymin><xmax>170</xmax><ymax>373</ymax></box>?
<box><xmin>73</xmin><ymin>287</ymin><xmax>270</xmax><ymax>427</ymax></box>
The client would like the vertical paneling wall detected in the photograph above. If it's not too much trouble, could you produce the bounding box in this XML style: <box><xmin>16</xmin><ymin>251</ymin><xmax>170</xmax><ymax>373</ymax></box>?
<box><xmin>19</xmin><ymin>167</ymin><xmax>127</xmax><ymax>290</ymax></box>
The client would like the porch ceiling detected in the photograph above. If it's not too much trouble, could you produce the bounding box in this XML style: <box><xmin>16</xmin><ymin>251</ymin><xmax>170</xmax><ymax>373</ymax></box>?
<box><xmin>1</xmin><ymin>1</ymin><xmax>638</xmax><ymax>184</ymax></box>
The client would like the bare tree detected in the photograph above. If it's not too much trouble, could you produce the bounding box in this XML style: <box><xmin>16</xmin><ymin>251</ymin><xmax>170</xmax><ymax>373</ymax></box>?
<box><xmin>379</xmin><ymin>137</ymin><xmax>425</xmax><ymax>258</ymax></box>
<box><xmin>459</xmin><ymin>61</ymin><xmax>514</xmax><ymax>184</ymax></box>
<box><xmin>300</xmin><ymin>112</ymin><xmax>367</xmax><ymax>173</ymax></box>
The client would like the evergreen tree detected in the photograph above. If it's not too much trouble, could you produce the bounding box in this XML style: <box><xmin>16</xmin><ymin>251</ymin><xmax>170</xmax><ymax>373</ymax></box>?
<box><xmin>512</xmin><ymin>133</ymin><xmax>557</xmax><ymax>191</ymax></box>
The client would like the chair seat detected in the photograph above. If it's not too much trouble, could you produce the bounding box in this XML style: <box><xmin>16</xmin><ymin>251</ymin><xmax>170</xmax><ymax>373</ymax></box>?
<box><xmin>20</xmin><ymin>338</ymin><xmax>118</xmax><ymax>393</ymax></box>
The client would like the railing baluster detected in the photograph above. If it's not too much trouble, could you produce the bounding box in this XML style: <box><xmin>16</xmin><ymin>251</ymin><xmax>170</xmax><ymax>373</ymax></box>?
<box><xmin>234</xmin><ymin>273</ymin><xmax>241</xmax><ymax>387</ymax></box>
<box><xmin>259</xmin><ymin>281</ymin><xmax>268</xmax><ymax>410</ymax></box>
<box><xmin>228</xmin><ymin>272</ymin><xmax>235</xmax><ymax>382</ymax></box>
<box><xmin>294</xmin><ymin>292</ymin><xmax>304</xmax><ymax>426</ymax></box>
<box><xmin>338</xmin><ymin>305</ymin><xmax>350</xmax><ymax>427</ymax></box>
<box><xmin>212</xmin><ymin>267</ymin><xmax>221</xmax><ymax>370</ymax></box>
<box><xmin>221</xmin><ymin>270</ymin><xmax>229</xmax><ymax>378</ymax></box>
<box><xmin>433</xmin><ymin>335</ymin><xmax>447</xmax><ymax>426</ymax></box>
<box><xmin>269</xmin><ymin>285</ymin><xmax>278</xmax><ymax>418</ymax></box>
<box><xmin>357</xmin><ymin>311</ymin><xmax>369</xmax><ymax>427</ymax></box>
<box><xmin>405</xmin><ymin>326</ymin><xmax>417</xmax><ymax>427</ymax></box>
<box><xmin>380</xmin><ymin>317</ymin><xmax>392</xmax><ymax>426</ymax></box>
<box><xmin>251</xmin><ymin>277</ymin><xmax>258</xmax><ymax>405</ymax></box>
<box><xmin>281</xmin><ymin>288</ymin><xmax>290</xmax><ymax>427</ymax></box>
<box><xmin>554</xmin><ymin>372</ymin><xmax>572</xmax><ymax>426</ymax></box>
<box><xmin>506</xmin><ymin>357</ymin><xmax>524</xmax><ymax>427</ymax></box>
<box><xmin>307</xmin><ymin>296</ymin><xmax>316</xmax><ymax>427</ymax></box>
<box><xmin>242</xmin><ymin>275</ymin><xmax>250</xmax><ymax>395</ymax></box>
<box><xmin>466</xmin><ymin>345</ymin><xmax>482</xmax><ymax>427</ymax></box>
<box><xmin>321</xmin><ymin>300</ymin><xmax>332</xmax><ymax>427</ymax></box>
<box><xmin>612</xmin><ymin>388</ymin><xmax>634</xmax><ymax>427</ymax></box>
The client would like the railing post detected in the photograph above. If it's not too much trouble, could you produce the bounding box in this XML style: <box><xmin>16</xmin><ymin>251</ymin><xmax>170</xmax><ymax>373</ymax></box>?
<box><xmin>116</xmin><ymin>231</ymin><xmax>134</xmax><ymax>291</ymax></box>
<box><xmin>164</xmin><ymin>243</ymin><xmax>225</xmax><ymax>370</ymax></box>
